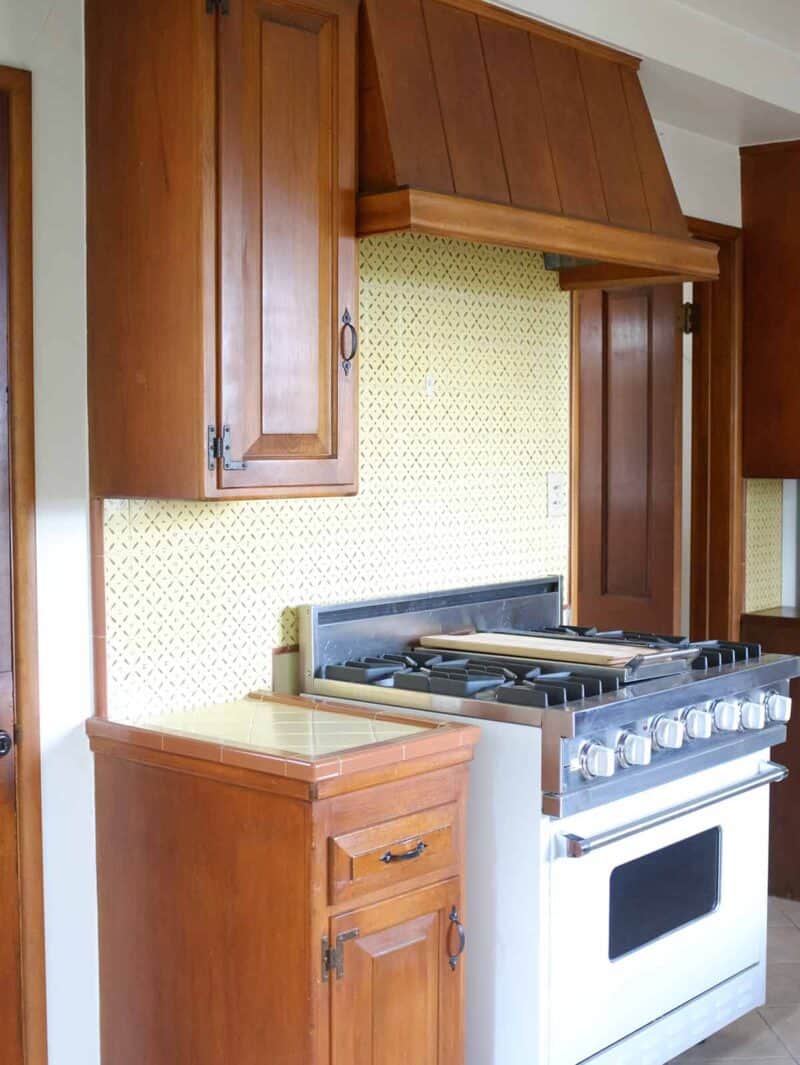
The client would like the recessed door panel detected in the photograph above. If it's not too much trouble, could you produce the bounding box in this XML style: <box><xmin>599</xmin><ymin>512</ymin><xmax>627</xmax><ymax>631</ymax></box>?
<box><xmin>218</xmin><ymin>0</ymin><xmax>358</xmax><ymax>491</ymax></box>
<box><xmin>577</xmin><ymin>285</ymin><xmax>682</xmax><ymax>631</ymax></box>
<box><xmin>330</xmin><ymin>880</ymin><xmax>464</xmax><ymax>1065</ymax></box>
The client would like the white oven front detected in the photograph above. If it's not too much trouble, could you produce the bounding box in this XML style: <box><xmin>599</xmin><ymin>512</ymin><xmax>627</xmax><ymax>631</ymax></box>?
<box><xmin>544</xmin><ymin>751</ymin><xmax>784</xmax><ymax>1065</ymax></box>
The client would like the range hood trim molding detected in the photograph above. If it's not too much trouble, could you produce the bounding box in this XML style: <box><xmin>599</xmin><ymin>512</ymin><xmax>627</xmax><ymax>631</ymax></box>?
<box><xmin>358</xmin><ymin>188</ymin><xmax>720</xmax><ymax>281</ymax></box>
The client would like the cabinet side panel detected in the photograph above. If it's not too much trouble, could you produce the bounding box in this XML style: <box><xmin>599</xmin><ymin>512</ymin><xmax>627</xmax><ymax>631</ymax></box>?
<box><xmin>741</xmin><ymin>144</ymin><xmax>800</xmax><ymax>478</ymax></box>
<box><xmin>94</xmin><ymin>755</ymin><xmax>312</xmax><ymax>1065</ymax></box>
<box><xmin>86</xmin><ymin>1</ymin><xmax>215</xmax><ymax>498</ymax></box>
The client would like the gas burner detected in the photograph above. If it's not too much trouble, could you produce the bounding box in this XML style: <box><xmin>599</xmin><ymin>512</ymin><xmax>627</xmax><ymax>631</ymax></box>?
<box><xmin>594</xmin><ymin>629</ymin><xmax>691</xmax><ymax>650</ymax></box>
<box><xmin>322</xmin><ymin>652</ymin><xmax>447</xmax><ymax>683</ymax></box>
<box><xmin>396</xmin><ymin>662</ymin><xmax>514</xmax><ymax>697</ymax></box>
<box><xmin>495</xmin><ymin>669</ymin><xmax>621</xmax><ymax>708</ymax></box>
<box><xmin>691</xmin><ymin>640</ymin><xmax>761</xmax><ymax>670</ymax></box>
<box><xmin>529</xmin><ymin>626</ymin><xmax>691</xmax><ymax>651</ymax></box>
<box><xmin>323</xmin><ymin>657</ymin><xmax>410</xmax><ymax>683</ymax></box>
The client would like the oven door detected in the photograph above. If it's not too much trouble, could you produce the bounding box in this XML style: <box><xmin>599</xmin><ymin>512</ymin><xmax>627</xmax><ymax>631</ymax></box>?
<box><xmin>546</xmin><ymin>754</ymin><xmax>785</xmax><ymax>1065</ymax></box>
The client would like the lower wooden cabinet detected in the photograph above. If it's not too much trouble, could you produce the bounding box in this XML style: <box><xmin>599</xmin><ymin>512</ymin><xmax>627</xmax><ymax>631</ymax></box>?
<box><xmin>87</xmin><ymin>708</ymin><xmax>476</xmax><ymax>1065</ymax></box>
<box><xmin>740</xmin><ymin>608</ymin><xmax>800</xmax><ymax>897</ymax></box>
<box><xmin>330</xmin><ymin>881</ymin><xmax>464</xmax><ymax>1065</ymax></box>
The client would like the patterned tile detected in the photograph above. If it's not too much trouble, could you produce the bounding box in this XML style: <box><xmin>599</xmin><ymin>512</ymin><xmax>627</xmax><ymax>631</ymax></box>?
<box><xmin>745</xmin><ymin>480</ymin><xmax>783</xmax><ymax>612</ymax></box>
<box><xmin>104</xmin><ymin>234</ymin><xmax>571</xmax><ymax>720</ymax></box>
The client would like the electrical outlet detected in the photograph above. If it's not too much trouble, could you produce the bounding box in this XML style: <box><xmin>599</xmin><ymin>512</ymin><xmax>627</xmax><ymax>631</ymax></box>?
<box><xmin>547</xmin><ymin>471</ymin><xmax>568</xmax><ymax>519</ymax></box>
<box><xmin>425</xmin><ymin>374</ymin><xmax>437</xmax><ymax>397</ymax></box>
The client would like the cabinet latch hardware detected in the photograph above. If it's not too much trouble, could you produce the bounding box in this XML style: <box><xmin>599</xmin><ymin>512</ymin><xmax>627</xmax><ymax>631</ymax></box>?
<box><xmin>205</xmin><ymin>0</ymin><xmax>230</xmax><ymax>13</ymax></box>
<box><xmin>682</xmin><ymin>301</ymin><xmax>699</xmax><ymax>335</ymax></box>
<box><xmin>207</xmin><ymin>425</ymin><xmax>247</xmax><ymax>472</ymax></box>
<box><xmin>321</xmin><ymin>928</ymin><xmax>360</xmax><ymax>981</ymax></box>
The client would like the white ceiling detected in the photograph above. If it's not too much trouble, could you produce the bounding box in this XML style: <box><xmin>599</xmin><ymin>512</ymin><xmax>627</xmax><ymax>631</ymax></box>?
<box><xmin>677</xmin><ymin>0</ymin><xmax>800</xmax><ymax>55</ymax></box>
<box><xmin>508</xmin><ymin>0</ymin><xmax>800</xmax><ymax>145</ymax></box>
<box><xmin>641</xmin><ymin>58</ymin><xmax>800</xmax><ymax>145</ymax></box>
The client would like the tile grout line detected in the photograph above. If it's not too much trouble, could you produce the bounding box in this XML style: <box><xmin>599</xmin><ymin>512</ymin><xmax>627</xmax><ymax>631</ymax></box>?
<box><xmin>757</xmin><ymin>1004</ymin><xmax>800</xmax><ymax>1062</ymax></box>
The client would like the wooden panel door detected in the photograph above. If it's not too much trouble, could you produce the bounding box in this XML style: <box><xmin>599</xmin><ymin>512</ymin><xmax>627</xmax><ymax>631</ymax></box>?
<box><xmin>576</xmin><ymin>285</ymin><xmax>682</xmax><ymax>633</ymax></box>
<box><xmin>0</xmin><ymin>91</ymin><xmax>23</xmax><ymax>1065</ymax></box>
<box><xmin>330</xmin><ymin>880</ymin><xmax>464</xmax><ymax>1065</ymax></box>
<box><xmin>218</xmin><ymin>0</ymin><xmax>358</xmax><ymax>494</ymax></box>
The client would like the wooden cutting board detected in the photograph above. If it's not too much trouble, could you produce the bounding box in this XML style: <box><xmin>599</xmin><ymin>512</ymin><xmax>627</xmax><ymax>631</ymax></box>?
<box><xmin>419</xmin><ymin>631</ymin><xmax>661</xmax><ymax>666</ymax></box>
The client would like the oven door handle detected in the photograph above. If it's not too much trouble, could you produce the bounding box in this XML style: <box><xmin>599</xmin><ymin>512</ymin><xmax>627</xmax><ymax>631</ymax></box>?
<box><xmin>559</xmin><ymin>761</ymin><xmax>788</xmax><ymax>859</ymax></box>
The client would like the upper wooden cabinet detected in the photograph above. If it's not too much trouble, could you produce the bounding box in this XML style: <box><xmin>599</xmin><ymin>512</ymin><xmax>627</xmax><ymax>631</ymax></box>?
<box><xmin>741</xmin><ymin>140</ymin><xmax>800</xmax><ymax>478</ymax></box>
<box><xmin>87</xmin><ymin>0</ymin><xmax>358</xmax><ymax>499</ymax></box>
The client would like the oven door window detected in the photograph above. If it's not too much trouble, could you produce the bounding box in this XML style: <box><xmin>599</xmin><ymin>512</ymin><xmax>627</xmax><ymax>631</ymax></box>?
<box><xmin>609</xmin><ymin>827</ymin><xmax>721</xmax><ymax>960</ymax></box>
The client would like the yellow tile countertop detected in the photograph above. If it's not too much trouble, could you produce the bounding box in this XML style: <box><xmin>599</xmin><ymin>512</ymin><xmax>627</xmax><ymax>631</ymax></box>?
<box><xmin>86</xmin><ymin>692</ymin><xmax>480</xmax><ymax>784</ymax></box>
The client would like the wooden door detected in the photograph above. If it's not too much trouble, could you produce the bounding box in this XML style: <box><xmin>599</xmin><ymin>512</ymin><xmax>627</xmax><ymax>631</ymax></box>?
<box><xmin>217</xmin><ymin>0</ymin><xmax>358</xmax><ymax>494</ymax></box>
<box><xmin>330</xmin><ymin>880</ymin><xmax>465</xmax><ymax>1065</ymax></box>
<box><xmin>0</xmin><ymin>90</ymin><xmax>23</xmax><ymax>1065</ymax></box>
<box><xmin>575</xmin><ymin>285</ymin><xmax>682</xmax><ymax>633</ymax></box>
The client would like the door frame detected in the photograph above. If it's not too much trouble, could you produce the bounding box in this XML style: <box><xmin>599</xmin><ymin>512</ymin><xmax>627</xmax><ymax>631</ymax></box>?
<box><xmin>0</xmin><ymin>64</ymin><xmax>48</xmax><ymax>1065</ymax></box>
<box><xmin>569</xmin><ymin>216</ymin><xmax>744</xmax><ymax>640</ymax></box>
<box><xmin>686</xmin><ymin>216</ymin><xmax>744</xmax><ymax>641</ymax></box>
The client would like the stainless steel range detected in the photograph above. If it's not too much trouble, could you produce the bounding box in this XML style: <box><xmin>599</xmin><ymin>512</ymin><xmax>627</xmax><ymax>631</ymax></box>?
<box><xmin>298</xmin><ymin>579</ymin><xmax>800</xmax><ymax>1065</ymax></box>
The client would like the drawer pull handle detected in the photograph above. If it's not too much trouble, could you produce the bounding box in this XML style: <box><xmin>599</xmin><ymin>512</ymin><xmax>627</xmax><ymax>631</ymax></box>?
<box><xmin>380</xmin><ymin>840</ymin><xmax>427</xmax><ymax>864</ymax></box>
<box><xmin>448</xmin><ymin>907</ymin><xmax>466</xmax><ymax>971</ymax></box>
<box><xmin>341</xmin><ymin>308</ymin><xmax>358</xmax><ymax>377</ymax></box>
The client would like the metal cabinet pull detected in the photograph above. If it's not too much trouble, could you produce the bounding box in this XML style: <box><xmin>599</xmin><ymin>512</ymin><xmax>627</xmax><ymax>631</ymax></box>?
<box><xmin>559</xmin><ymin>761</ymin><xmax>788</xmax><ymax>858</ymax></box>
<box><xmin>380</xmin><ymin>840</ymin><xmax>426</xmax><ymax>864</ymax></box>
<box><xmin>448</xmin><ymin>907</ymin><xmax>466</xmax><ymax>971</ymax></box>
<box><xmin>341</xmin><ymin>308</ymin><xmax>358</xmax><ymax>376</ymax></box>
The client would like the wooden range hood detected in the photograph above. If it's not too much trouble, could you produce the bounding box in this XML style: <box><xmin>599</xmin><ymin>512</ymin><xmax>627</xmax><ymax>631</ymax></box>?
<box><xmin>358</xmin><ymin>0</ymin><xmax>719</xmax><ymax>283</ymax></box>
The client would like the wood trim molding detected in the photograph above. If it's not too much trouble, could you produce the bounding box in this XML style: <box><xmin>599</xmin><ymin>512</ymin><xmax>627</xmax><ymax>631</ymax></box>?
<box><xmin>559</xmin><ymin>264</ymin><xmax>701</xmax><ymax>290</ymax></box>
<box><xmin>687</xmin><ymin>214</ymin><xmax>744</xmax><ymax>641</ymax></box>
<box><xmin>570</xmin><ymin>296</ymin><xmax>583</xmax><ymax>621</ymax></box>
<box><xmin>740</xmin><ymin>139</ymin><xmax>800</xmax><ymax>157</ymax></box>
<box><xmin>358</xmin><ymin>188</ymin><xmax>720</xmax><ymax>279</ymax></box>
<box><xmin>0</xmin><ymin>64</ymin><xmax>48</xmax><ymax>1065</ymax></box>
<box><xmin>90</xmin><ymin>498</ymin><xmax>107</xmax><ymax>719</ymax></box>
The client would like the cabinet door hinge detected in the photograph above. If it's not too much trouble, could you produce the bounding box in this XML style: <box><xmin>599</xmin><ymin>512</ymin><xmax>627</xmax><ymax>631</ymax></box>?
<box><xmin>682</xmin><ymin>301</ymin><xmax>699</xmax><ymax>335</ymax></box>
<box><xmin>208</xmin><ymin>425</ymin><xmax>247</xmax><ymax>472</ymax></box>
<box><xmin>205</xmin><ymin>0</ymin><xmax>230</xmax><ymax>14</ymax></box>
<box><xmin>321</xmin><ymin>929</ymin><xmax>360</xmax><ymax>982</ymax></box>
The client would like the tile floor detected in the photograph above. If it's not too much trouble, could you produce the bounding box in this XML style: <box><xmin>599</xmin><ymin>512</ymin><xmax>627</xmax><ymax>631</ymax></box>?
<box><xmin>669</xmin><ymin>897</ymin><xmax>800</xmax><ymax>1063</ymax></box>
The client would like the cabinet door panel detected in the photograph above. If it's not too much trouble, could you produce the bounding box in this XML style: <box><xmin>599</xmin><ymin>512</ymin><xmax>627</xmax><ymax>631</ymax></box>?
<box><xmin>331</xmin><ymin>880</ymin><xmax>464</xmax><ymax>1065</ymax></box>
<box><xmin>218</xmin><ymin>0</ymin><xmax>357</xmax><ymax>492</ymax></box>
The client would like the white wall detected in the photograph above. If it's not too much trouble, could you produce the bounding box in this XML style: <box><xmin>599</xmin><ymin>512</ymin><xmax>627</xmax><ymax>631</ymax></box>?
<box><xmin>656</xmin><ymin>122</ymin><xmax>742</xmax><ymax>227</ymax></box>
<box><xmin>0</xmin><ymin>3</ymin><xmax>98</xmax><ymax>1065</ymax></box>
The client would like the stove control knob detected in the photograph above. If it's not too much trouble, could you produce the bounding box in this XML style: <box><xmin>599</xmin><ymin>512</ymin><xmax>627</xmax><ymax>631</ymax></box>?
<box><xmin>713</xmin><ymin>699</ymin><xmax>741</xmax><ymax>732</ymax></box>
<box><xmin>741</xmin><ymin>700</ymin><xmax>767</xmax><ymax>731</ymax></box>
<box><xmin>652</xmin><ymin>716</ymin><xmax>685</xmax><ymax>751</ymax></box>
<box><xmin>618</xmin><ymin>732</ymin><xmax>652</xmax><ymax>768</ymax></box>
<box><xmin>765</xmin><ymin>691</ymin><xmax>792</xmax><ymax>724</ymax></box>
<box><xmin>581</xmin><ymin>742</ymin><xmax>617</xmax><ymax>779</ymax></box>
<box><xmin>682</xmin><ymin>706</ymin><xmax>714</xmax><ymax>740</ymax></box>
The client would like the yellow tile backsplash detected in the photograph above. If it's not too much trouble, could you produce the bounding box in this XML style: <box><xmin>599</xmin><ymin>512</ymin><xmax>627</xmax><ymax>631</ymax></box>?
<box><xmin>744</xmin><ymin>479</ymin><xmax>783</xmax><ymax>612</ymax></box>
<box><xmin>104</xmin><ymin>233</ymin><xmax>571</xmax><ymax>720</ymax></box>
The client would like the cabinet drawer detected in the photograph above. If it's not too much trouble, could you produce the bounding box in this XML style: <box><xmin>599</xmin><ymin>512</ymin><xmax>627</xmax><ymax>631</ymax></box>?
<box><xmin>328</xmin><ymin>803</ymin><xmax>459</xmax><ymax>904</ymax></box>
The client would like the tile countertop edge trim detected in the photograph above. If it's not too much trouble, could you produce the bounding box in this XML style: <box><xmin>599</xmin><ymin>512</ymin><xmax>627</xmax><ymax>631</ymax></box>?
<box><xmin>85</xmin><ymin>715</ymin><xmax>479</xmax><ymax>784</ymax></box>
